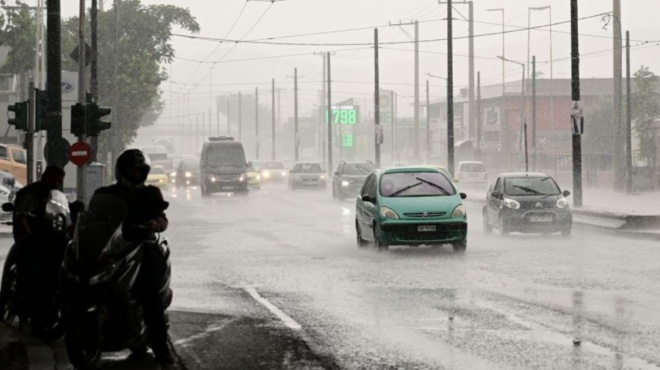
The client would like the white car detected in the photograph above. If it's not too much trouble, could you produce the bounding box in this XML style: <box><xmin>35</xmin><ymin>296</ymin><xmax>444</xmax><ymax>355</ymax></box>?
<box><xmin>456</xmin><ymin>161</ymin><xmax>488</xmax><ymax>188</ymax></box>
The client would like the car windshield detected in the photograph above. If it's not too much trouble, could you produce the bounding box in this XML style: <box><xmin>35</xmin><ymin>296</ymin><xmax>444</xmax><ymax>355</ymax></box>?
<box><xmin>504</xmin><ymin>177</ymin><xmax>561</xmax><ymax>196</ymax></box>
<box><xmin>343</xmin><ymin>163</ymin><xmax>374</xmax><ymax>175</ymax></box>
<box><xmin>294</xmin><ymin>163</ymin><xmax>322</xmax><ymax>173</ymax></box>
<box><xmin>460</xmin><ymin>162</ymin><xmax>486</xmax><ymax>172</ymax></box>
<box><xmin>263</xmin><ymin>161</ymin><xmax>285</xmax><ymax>169</ymax></box>
<box><xmin>181</xmin><ymin>159</ymin><xmax>199</xmax><ymax>170</ymax></box>
<box><xmin>207</xmin><ymin>146</ymin><xmax>245</xmax><ymax>167</ymax></box>
<box><xmin>380</xmin><ymin>172</ymin><xmax>455</xmax><ymax>197</ymax></box>
<box><xmin>151</xmin><ymin>167</ymin><xmax>165</xmax><ymax>175</ymax></box>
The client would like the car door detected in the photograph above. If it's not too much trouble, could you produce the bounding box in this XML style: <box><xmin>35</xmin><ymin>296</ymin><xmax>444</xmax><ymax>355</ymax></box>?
<box><xmin>487</xmin><ymin>177</ymin><xmax>503</xmax><ymax>222</ymax></box>
<box><xmin>356</xmin><ymin>173</ymin><xmax>375</xmax><ymax>240</ymax></box>
<box><xmin>363</xmin><ymin>174</ymin><xmax>379</xmax><ymax>241</ymax></box>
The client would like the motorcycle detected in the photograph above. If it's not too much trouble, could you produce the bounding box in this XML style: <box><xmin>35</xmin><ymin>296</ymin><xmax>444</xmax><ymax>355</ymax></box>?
<box><xmin>60</xmin><ymin>193</ymin><xmax>172</xmax><ymax>369</ymax></box>
<box><xmin>0</xmin><ymin>189</ymin><xmax>71</xmax><ymax>342</ymax></box>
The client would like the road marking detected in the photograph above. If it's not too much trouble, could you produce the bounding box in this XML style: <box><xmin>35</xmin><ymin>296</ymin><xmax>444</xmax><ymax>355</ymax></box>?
<box><xmin>174</xmin><ymin>319</ymin><xmax>234</xmax><ymax>346</ymax></box>
<box><xmin>245</xmin><ymin>287</ymin><xmax>302</xmax><ymax>330</ymax></box>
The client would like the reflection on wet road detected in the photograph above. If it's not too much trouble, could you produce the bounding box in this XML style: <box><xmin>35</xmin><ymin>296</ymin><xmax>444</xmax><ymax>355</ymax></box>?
<box><xmin>149</xmin><ymin>183</ymin><xmax>660</xmax><ymax>368</ymax></box>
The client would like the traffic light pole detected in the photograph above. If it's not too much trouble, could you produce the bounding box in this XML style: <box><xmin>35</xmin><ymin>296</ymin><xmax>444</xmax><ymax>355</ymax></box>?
<box><xmin>77</xmin><ymin>0</ymin><xmax>87</xmax><ymax>202</ymax></box>
<box><xmin>571</xmin><ymin>0</ymin><xmax>583</xmax><ymax>206</ymax></box>
<box><xmin>27</xmin><ymin>82</ymin><xmax>36</xmax><ymax>184</ymax></box>
<box><xmin>46</xmin><ymin>0</ymin><xmax>63</xmax><ymax>170</ymax></box>
<box><xmin>90</xmin><ymin>0</ymin><xmax>99</xmax><ymax>162</ymax></box>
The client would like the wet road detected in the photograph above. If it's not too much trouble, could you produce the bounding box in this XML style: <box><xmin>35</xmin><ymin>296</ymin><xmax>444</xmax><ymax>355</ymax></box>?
<box><xmin>2</xmin><ymin>182</ymin><xmax>660</xmax><ymax>369</ymax></box>
<box><xmin>163</xmin><ymin>182</ymin><xmax>660</xmax><ymax>370</ymax></box>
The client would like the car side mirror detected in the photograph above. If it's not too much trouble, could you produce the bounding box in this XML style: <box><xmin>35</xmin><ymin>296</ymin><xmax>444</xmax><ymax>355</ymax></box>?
<box><xmin>460</xmin><ymin>192</ymin><xmax>467</xmax><ymax>200</ymax></box>
<box><xmin>491</xmin><ymin>191</ymin><xmax>502</xmax><ymax>199</ymax></box>
<box><xmin>2</xmin><ymin>202</ymin><xmax>14</xmax><ymax>212</ymax></box>
<box><xmin>361</xmin><ymin>194</ymin><xmax>374</xmax><ymax>203</ymax></box>
<box><xmin>335</xmin><ymin>171</ymin><xmax>340</xmax><ymax>176</ymax></box>
<box><xmin>454</xmin><ymin>178</ymin><xmax>460</xmax><ymax>183</ymax></box>
<box><xmin>562</xmin><ymin>190</ymin><xmax>571</xmax><ymax>197</ymax></box>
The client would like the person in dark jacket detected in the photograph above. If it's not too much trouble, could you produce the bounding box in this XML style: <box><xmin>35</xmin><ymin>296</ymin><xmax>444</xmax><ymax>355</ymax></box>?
<box><xmin>94</xmin><ymin>149</ymin><xmax>174</xmax><ymax>365</ymax></box>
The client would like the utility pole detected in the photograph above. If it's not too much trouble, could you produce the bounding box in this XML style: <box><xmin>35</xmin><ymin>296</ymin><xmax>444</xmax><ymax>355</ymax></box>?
<box><xmin>90</xmin><ymin>0</ymin><xmax>99</xmax><ymax>162</ymax></box>
<box><xmin>414</xmin><ymin>20</ymin><xmax>420</xmax><ymax>163</ymax></box>
<box><xmin>46</xmin><ymin>0</ymin><xmax>63</xmax><ymax>169</ymax></box>
<box><xmin>571</xmin><ymin>0</ymin><xmax>583</xmax><ymax>206</ymax></box>
<box><xmin>256</xmin><ymin>86</ymin><xmax>259</xmax><ymax>160</ymax></box>
<box><xmin>532</xmin><ymin>55</ymin><xmax>537</xmax><ymax>171</ymax></box>
<box><xmin>294</xmin><ymin>68</ymin><xmax>299</xmax><ymax>162</ymax></box>
<box><xmin>426</xmin><ymin>80</ymin><xmax>430</xmax><ymax>164</ymax></box>
<box><xmin>112</xmin><ymin>0</ymin><xmax>120</xmax><ymax>164</ymax></box>
<box><xmin>326</xmin><ymin>52</ymin><xmax>333</xmax><ymax>177</ymax></box>
<box><xmin>447</xmin><ymin>0</ymin><xmax>455</xmax><ymax>175</ymax></box>
<box><xmin>613</xmin><ymin>0</ymin><xmax>624</xmax><ymax>191</ymax></box>
<box><xmin>238</xmin><ymin>92</ymin><xmax>242</xmax><ymax>142</ymax></box>
<box><xmin>374</xmin><ymin>28</ymin><xmax>381</xmax><ymax>169</ymax></box>
<box><xmin>27</xmin><ymin>82</ymin><xmax>35</xmax><ymax>184</ymax></box>
<box><xmin>487</xmin><ymin>8</ymin><xmax>505</xmax><ymax>152</ymax></box>
<box><xmin>477</xmin><ymin>71</ymin><xmax>482</xmax><ymax>160</ymax></box>
<box><xmin>226</xmin><ymin>98</ymin><xmax>230</xmax><ymax>135</ymax></box>
<box><xmin>76</xmin><ymin>0</ymin><xmax>87</xmax><ymax>202</ymax></box>
<box><xmin>625</xmin><ymin>31</ymin><xmax>632</xmax><ymax>194</ymax></box>
<box><xmin>272</xmin><ymin>78</ymin><xmax>276</xmax><ymax>160</ymax></box>
<box><xmin>314</xmin><ymin>51</ymin><xmax>330</xmax><ymax>163</ymax></box>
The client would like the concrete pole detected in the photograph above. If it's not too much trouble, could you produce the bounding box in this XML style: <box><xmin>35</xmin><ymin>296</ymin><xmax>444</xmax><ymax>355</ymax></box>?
<box><xmin>613</xmin><ymin>0</ymin><xmax>624</xmax><ymax>191</ymax></box>
<box><xmin>375</xmin><ymin>29</ymin><xmax>381</xmax><ymax>169</ymax></box>
<box><xmin>76</xmin><ymin>0</ymin><xmax>87</xmax><ymax>202</ymax></box>
<box><xmin>414</xmin><ymin>21</ymin><xmax>420</xmax><ymax>163</ymax></box>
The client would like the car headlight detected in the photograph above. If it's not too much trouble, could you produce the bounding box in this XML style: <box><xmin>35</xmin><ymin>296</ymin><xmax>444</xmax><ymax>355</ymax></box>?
<box><xmin>208</xmin><ymin>175</ymin><xmax>216</xmax><ymax>183</ymax></box>
<box><xmin>256</xmin><ymin>174</ymin><xmax>261</xmax><ymax>181</ymax></box>
<box><xmin>158</xmin><ymin>178</ymin><xmax>164</xmax><ymax>183</ymax></box>
<box><xmin>239</xmin><ymin>174</ymin><xmax>246</xmax><ymax>182</ymax></box>
<box><xmin>185</xmin><ymin>171</ymin><xmax>192</xmax><ymax>178</ymax></box>
<box><xmin>263</xmin><ymin>171</ymin><xmax>270</xmax><ymax>178</ymax></box>
<box><xmin>557</xmin><ymin>197</ymin><xmax>568</xmax><ymax>209</ymax></box>
<box><xmin>319</xmin><ymin>174</ymin><xmax>326</xmax><ymax>180</ymax></box>
<box><xmin>451</xmin><ymin>204</ymin><xmax>466</xmax><ymax>218</ymax></box>
<box><xmin>503</xmin><ymin>198</ymin><xmax>520</xmax><ymax>209</ymax></box>
<box><xmin>170</xmin><ymin>172</ymin><xmax>176</xmax><ymax>177</ymax></box>
<box><xmin>281</xmin><ymin>171</ymin><xmax>287</xmax><ymax>177</ymax></box>
<box><xmin>380</xmin><ymin>206</ymin><xmax>399</xmax><ymax>220</ymax></box>
<box><xmin>341</xmin><ymin>180</ymin><xmax>350</xmax><ymax>187</ymax></box>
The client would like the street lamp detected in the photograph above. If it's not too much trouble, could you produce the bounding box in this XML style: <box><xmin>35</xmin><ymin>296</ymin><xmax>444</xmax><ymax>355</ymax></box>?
<box><xmin>487</xmin><ymin>8</ymin><xmax>505</xmax><ymax>152</ymax></box>
<box><xmin>497</xmin><ymin>56</ymin><xmax>528</xmax><ymax>172</ymax></box>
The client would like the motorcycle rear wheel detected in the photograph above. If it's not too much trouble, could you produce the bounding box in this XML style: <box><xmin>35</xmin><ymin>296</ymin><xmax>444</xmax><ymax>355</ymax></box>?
<box><xmin>65</xmin><ymin>308</ymin><xmax>104</xmax><ymax>370</ymax></box>
<box><xmin>0</xmin><ymin>256</ymin><xmax>19</xmax><ymax>325</ymax></box>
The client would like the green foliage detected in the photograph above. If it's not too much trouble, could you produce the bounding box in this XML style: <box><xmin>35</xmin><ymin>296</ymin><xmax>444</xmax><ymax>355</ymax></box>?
<box><xmin>0</xmin><ymin>0</ymin><xmax>199</xmax><ymax>159</ymax></box>
<box><xmin>631</xmin><ymin>66</ymin><xmax>660</xmax><ymax>167</ymax></box>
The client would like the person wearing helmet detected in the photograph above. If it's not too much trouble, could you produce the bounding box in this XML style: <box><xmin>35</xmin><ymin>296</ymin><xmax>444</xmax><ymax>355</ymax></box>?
<box><xmin>93</xmin><ymin>149</ymin><xmax>174</xmax><ymax>365</ymax></box>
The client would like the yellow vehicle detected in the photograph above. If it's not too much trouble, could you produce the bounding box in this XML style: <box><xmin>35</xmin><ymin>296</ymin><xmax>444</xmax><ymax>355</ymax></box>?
<box><xmin>247</xmin><ymin>162</ymin><xmax>261</xmax><ymax>189</ymax></box>
<box><xmin>0</xmin><ymin>144</ymin><xmax>27</xmax><ymax>186</ymax></box>
<box><xmin>146</xmin><ymin>165</ymin><xmax>169</xmax><ymax>188</ymax></box>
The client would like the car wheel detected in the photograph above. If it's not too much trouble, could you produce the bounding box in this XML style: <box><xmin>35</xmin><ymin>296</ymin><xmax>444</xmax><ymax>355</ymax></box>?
<box><xmin>483</xmin><ymin>210</ymin><xmax>492</xmax><ymax>234</ymax></box>
<box><xmin>500</xmin><ymin>217</ymin><xmax>510</xmax><ymax>236</ymax></box>
<box><xmin>332</xmin><ymin>186</ymin><xmax>337</xmax><ymax>200</ymax></box>
<box><xmin>374</xmin><ymin>224</ymin><xmax>388</xmax><ymax>252</ymax></box>
<box><xmin>561</xmin><ymin>227</ymin><xmax>572</xmax><ymax>237</ymax></box>
<box><xmin>452</xmin><ymin>240</ymin><xmax>467</xmax><ymax>253</ymax></box>
<box><xmin>356</xmin><ymin>221</ymin><xmax>368</xmax><ymax>248</ymax></box>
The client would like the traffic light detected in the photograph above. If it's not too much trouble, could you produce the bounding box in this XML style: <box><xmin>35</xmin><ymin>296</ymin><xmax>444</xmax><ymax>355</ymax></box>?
<box><xmin>86</xmin><ymin>103</ymin><xmax>111</xmax><ymax>137</ymax></box>
<box><xmin>8</xmin><ymin>101</ymin><xmax>28</xmax><ymax>131</ymax></box>
<box><xmin>71</xmin><ymin>103</ymin><xmax>86</xmax><ymax>137</ymax></box>
<box><xmin>35</xmin><ymin>90</ymin><xmax>48</xmax><ymax>132</ymax></box>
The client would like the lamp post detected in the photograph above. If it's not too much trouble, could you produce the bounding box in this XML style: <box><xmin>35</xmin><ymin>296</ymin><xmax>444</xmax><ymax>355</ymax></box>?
<box><xmin>497</xmin><ymin>56</ymin><xmax>527</xmax><ymax>171</ymax></box>
<box><xmin>426</xmin><ymin>73</ymin><xmax>448</xmax><ymax>164</ymax></box>
<box><xmin>487</xmin><ymin>8</ymin><xmax>505</xmax><ymax>152</ymax></box>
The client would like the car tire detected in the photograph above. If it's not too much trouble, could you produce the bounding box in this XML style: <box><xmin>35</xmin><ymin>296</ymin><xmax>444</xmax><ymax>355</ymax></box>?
<box><xmin>374</xmin><ymin>224</ymin><xmax>388</xmax><ymax>252</ymax></box>
<box><xmin>356</xmin><ymin>221</ymin><xmax>368</xmax><ymax>248</ymax></box>
<box><xmin>452</xmin><ymin>240</ymin><xmax>467</xmax><ymax>253</ymax></box>
<box><xmin>561</xmin><ymin>227</ymin><xmax>572</xmax><ymax>237</ymax></box>
<box><xmin>500</xmin><ymin>217</ymin><xmax>510</xmax><ymax>237</ymax></box>
<box><xmin>332</xmin><ymin>186</ymin><xmax>337</xmax><ymax>200</ymax></box>
<box><xmin>483</xmin><ymin>210</ymin><xmax>492</xmax><ymax>234</ymax></box>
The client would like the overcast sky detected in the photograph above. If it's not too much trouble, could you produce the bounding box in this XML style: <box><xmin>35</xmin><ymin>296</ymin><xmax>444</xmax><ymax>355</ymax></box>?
<box><xmin>57</xmin><ymin>0</ymin><xmax>660</xmax><ymax>123</ymax></box>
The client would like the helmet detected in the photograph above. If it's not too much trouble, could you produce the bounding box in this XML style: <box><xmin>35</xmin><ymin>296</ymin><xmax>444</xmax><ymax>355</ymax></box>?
<box><xmin>115</xmin><ymin>149</ymin><xmax>151</xmax><ymax>187</ymax></box>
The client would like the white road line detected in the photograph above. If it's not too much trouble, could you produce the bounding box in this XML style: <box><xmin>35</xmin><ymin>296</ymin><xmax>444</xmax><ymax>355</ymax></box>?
<box><xmin>245</xmin><ymin>287</ymin><xmax>302</xmax><ymax>330</ymax></box>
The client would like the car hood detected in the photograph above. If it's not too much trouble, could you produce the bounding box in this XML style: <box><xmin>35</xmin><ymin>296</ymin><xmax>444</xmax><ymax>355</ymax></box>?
<box><xmin>380</xmin><ymin>195</ymin><xmax>463</xmax><ymax>218</ymax></box>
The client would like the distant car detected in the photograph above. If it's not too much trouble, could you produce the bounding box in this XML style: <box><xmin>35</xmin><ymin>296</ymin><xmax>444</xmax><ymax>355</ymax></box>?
<box><xmin>246</xmin><ymin>162</ymin><xmax>261</xmax><ymax>190</ymax></box>
<box><xmin>146</xmin><ymin>165</ymin><xmax>169</xmax><ymax>188</ymax></box>
<box><xmin>408</xmin><ymin>165</ymin><xmax>458</xmax><ymax>184</ymax></box>
<box><xmin>455</xmin><ymin>161</ymin><xmax>488</xmax><ymax>188</ymax></box>
<box><xmin>355</xmin><ymin>167</ymin><xmax>468</xmax><ymax>252</ymax></box>
<box><xmin>152</xmin><ymin>159</ymin><xmax>175</xmax><ymax>174</ymax></box>
<box><xmin>261</xmin><ymin>161</ymin><xmax>287</xmax><ymax>181</ymax></box>
<box><xmin>173</xmin><ymin>157</ymin><xmax>200</xmax><ymax>187</ymax></box>
<box><xmin>289</xmin><ymin>162</ymin><xmax>326</xmax><ymax>190</ymax></box>
<box><xmin>482</xmin><ymin>172</ymin><xmax>572</xmax><ymax>236</ymax></box>
<box><xmin>332</xmin><ymin>161</ymin><xmax>375</xmax><ymax>201</ymax></box>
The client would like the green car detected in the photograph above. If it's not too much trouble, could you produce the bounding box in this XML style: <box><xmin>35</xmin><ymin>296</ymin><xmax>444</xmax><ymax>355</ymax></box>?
<box><xmin>355</xmin><ymin>167</ymin><xmax>468</xmax><ymax>252</ymax></box>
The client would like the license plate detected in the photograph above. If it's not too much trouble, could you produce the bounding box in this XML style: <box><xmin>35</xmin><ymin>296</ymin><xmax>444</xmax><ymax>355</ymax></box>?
<box><xmin>530</xmin><ymin>215</ymin><xmax>553</xmax><ymax>222</ymax></box>
<box><xmin>222</xmin><ymin>186</ymin><xmax>234</xmax><ymax>190</ymax></box>
<box><xmin>418</xmin><ymin>225</ymin><xmax>436</xmax><ymax>232</ymax></box>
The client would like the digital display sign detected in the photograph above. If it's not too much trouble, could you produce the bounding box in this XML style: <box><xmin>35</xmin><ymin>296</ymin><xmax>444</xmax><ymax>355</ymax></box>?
<box><xmin>326</xmin><ymin>105</ymin><xmax>359</xmax><ymax>125</ymax></box>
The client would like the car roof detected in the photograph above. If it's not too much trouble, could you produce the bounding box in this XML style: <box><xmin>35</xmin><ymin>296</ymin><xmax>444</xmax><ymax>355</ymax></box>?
<box><xmin>498</xmin><ymin>172</ymin><xmax>551</xmax><ymax>178</ymax></box>
<box><xmin>382</xmin><ymin>166</ymin><xmax>441</xmax><ymax>174</ymax></box>
<box><xmin>459</xmin><ymin>161</ymin><xmax>484</xmax><ymax>164</ymax></box>
<box><xmin>294</xmin><ymin>161</ymin><xmax>321</xmax><ymax>165</ymax></box>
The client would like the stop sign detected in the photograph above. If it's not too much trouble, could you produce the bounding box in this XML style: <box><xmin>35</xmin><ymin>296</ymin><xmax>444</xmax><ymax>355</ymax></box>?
<box><xmin>68</xmin><ymin>141</ymin><xmax>93</xmax><ymax>166</ymax></box>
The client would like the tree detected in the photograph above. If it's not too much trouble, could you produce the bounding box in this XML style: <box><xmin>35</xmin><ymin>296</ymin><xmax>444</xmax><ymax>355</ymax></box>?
<box><xmin>1</xmin><ymin>0</ymin><xmax>200</xmax><ymax>159</ymax></box>
<box><xmin>631</xmin><ymin>66</ymin><xmax>660</xmax><ymax>167</ymax></box>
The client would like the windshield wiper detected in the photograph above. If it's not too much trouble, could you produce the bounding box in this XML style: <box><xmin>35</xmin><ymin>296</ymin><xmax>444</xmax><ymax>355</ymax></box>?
<box><xmin>389</xmin><ymin>182</ymin><xmax>422</xmax><ymax>197</ymax></box>
<box><xmin>415</xmin><ymin>177</ymin><xmax>451</xmax><ymax>195</ymax></box>
<box><xmin>513</xmin><ymin>185</ymin><xmax>543</xmax><ymax>195</ymax></box>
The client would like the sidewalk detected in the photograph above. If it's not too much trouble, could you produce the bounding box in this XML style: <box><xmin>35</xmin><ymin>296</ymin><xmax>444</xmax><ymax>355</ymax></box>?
<box><xmin>574</xmin><ymin>187</ymin><xmax>660</xmax><ymax>215</ymax></box>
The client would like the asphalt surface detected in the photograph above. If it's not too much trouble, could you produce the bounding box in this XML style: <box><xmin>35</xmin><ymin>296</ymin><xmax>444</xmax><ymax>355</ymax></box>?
<box><xmin>1</xmin><ymin>182</ymin><xmax>660</xmax><ymax>369</ymax></box>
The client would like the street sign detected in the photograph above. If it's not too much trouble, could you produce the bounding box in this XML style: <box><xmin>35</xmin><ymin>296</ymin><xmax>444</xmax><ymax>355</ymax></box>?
<box><xmin>69</xmin><ymin>43</ymin><xmax>96</xmax><ymax>67</ymax></box>
<box><xmin>44</xmin><ymin>137</ymin><xmax>71</xmax><ymax>168</ymax></box>
<box><xmin>68</xmin><ymin>141</ymin><xmax>93</xmax><ymax>166</ymax></box>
